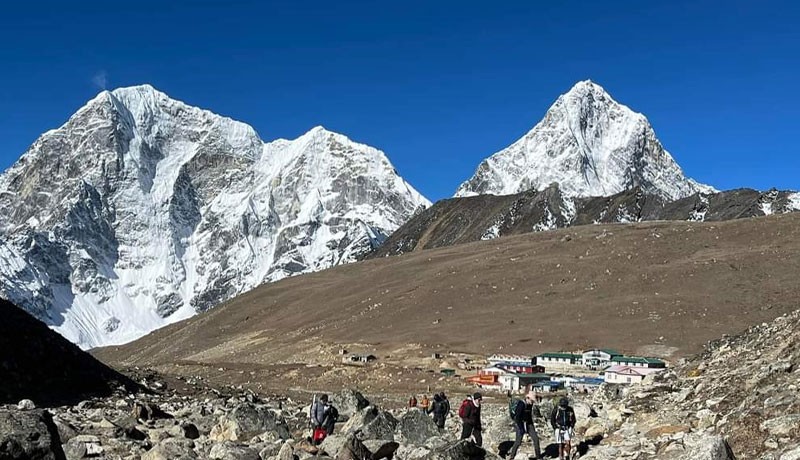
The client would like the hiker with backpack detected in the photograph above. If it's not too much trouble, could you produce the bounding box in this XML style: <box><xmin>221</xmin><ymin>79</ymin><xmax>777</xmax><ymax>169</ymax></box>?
<box><xmin>506</xmin><ymin>392</ymin><xmax>543</xmax><ymax>459</ymax></box>
<box><xmin>440</xmin><ymin>392</ymin><xmax>451</xmax><ymax>415</ymax></box>
<box><xmin>458</xmin><ymin>392</ymin><xmax>483</xmax><ymax>446</ymax></box>
<box><xmin>430</xmin><ymin>393</ymin><xmax>448</xmax><ymax>430</ymax></box>
<box><xmin>550</xmin><ymin>397</ymin><xmax>577</xmax><ymax>460</ymax></box>
<box><xmin>408</xmin><ymin>395</ymin><xmax>418</xmax><ymax>408</ymax></box>
<box><xmin>310</xmin><ymin>394</ymin><xmax>339</xmax><ymax>443</ymax></box>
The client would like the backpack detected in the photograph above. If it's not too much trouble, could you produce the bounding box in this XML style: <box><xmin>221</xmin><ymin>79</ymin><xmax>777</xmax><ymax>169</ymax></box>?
<box><xmin>458</xmin><ymin>399</ymin><xmax>470</xmax><ymax>419</ymax></box>
<box><xmin>508</xmin><ymin>398</ymin><xmax>521</xmax><ymax>419</ymax></box>
<box><xmin>555</xmin><ymin>407</ymin><xmax>570</xmax><ymax>429</ymax></box>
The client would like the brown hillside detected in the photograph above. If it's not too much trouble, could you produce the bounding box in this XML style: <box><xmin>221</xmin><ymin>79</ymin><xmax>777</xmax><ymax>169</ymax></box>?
<box><xmin>94</xmin><ymin>213</ymin><xmax>800</xmax><ymax>395</ymax></box>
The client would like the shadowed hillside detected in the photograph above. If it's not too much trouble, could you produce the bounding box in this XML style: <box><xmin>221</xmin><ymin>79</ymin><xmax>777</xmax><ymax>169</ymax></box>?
<box><xmin>0</xmin><ymin>299</ymin><xmax>139</xmax><ymax>406</ymax></box>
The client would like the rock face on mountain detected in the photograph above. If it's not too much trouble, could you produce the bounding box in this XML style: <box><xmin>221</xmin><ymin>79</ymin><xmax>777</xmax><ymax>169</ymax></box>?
<box><xmin>455</xmin><ymin>80</ymin><xmax>713</xmax><ymax>200</ymax></box>
<box><xmin>370</xmin><ymin>185</ymin><xmax>799</xmax><ymax>257</ymax></box>
<box><xmin>583</xmin><ymin>308</ymin><xmax>800</xmax><ymax>459</ymax></box>
<box><xmin>0</xmin><ymin>85</ymin><xmax>429</xmax><ymax>348</ymax></box>
<box><xmin>0</xmin><ymin>298</ymin><xmax>137</xmax><ymax>406</ymax></box>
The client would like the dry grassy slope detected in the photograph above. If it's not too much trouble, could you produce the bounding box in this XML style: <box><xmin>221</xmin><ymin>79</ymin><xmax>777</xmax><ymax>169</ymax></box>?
<box><xmin>95</xmin><ymin>213</ymin><xmax>800</xmax><ymax>374</ymax></box>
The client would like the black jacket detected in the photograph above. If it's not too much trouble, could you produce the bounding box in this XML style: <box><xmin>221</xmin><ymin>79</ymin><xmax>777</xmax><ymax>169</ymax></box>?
<box><xmin>513</xmin><ymin>400</ymin><xmax>533</xmax><ymax>427</ymax></box>
<box><xmin>461</xmin><ymin>400</ymin><xmax>482</xmax><ymax>429</ymax></box>
<box><xmin>550</xmin><ymin>405</ymin><xmax>576</xmax><ymax>429</ymax></box>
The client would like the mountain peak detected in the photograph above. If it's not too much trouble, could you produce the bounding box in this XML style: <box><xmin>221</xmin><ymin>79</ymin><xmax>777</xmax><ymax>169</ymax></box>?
<box><xmin>110</xmin><ymin>83</ymin><xmax>163</xmax><ymax>98</ymax></box>
<box><xmin>455</xmin><ymin>81</ymin><xmax>714</xmax><ymax>200</ymax></box>
<box><xmin>0</xmin><ymin>86</ymin><xmax>429</xmax><ymax>349</ymax></box>
<box><xmin>565</xmin><ymin>79</ymin><xmax>606</xmax><ymax>95</ymax></box>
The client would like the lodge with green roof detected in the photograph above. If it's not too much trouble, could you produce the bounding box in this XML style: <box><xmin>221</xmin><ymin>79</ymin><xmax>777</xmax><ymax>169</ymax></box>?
<box><xmin>535</xmin><ymin>349</ymin><xmax>667</xmax><ymax>370</ymax></box>
<box><xmin>611</xmin><ymin>355</ymin><xmax>666</xmax><ymax>368</ymax></box>
<box><xmin>535</xmin><ymin>352</ymin><xmax>582</xmax><ymax>366</ymax></box>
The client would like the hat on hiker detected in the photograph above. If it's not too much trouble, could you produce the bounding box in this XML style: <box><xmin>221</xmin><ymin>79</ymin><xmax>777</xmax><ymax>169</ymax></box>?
<box><xmin>559</xmin><ymin>397</ymin><xmax>569</xmax><ymax>407</ymax></box>
<box><xmin>473</xmin><ymin>392</ymin><xmax>482</xmax><ymax>400</ymax></box>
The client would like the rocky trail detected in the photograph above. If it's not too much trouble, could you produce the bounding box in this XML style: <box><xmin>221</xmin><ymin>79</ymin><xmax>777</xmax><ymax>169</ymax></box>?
<box><xmin>4</xmin><ymin>307</ymin><xmax>800</xmax><ymax>459</ymax></box>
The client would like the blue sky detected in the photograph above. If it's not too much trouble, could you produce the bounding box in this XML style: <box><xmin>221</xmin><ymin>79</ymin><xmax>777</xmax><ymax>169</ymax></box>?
<box><xmin>1</xmin><ymin>1</ymin><xmax>798</xmax><ymax>200</ymax></box>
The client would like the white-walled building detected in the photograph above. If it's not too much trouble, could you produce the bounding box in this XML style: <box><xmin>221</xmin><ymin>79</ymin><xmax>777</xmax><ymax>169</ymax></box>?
<box><xmin>604</xmin><ymin>365</ymin><xmax>664</xmax><ymax>384</ymax></box>
<box><xmin>581</xmin><ymin>349</ymin><xmax>622</xmax><ymax>368</ymax></box>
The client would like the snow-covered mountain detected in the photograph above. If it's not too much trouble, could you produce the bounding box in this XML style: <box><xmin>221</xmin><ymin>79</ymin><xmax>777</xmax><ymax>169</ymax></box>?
<box><xmin>0</xmin><ymin>85</ymin><xmax>429</xmax><ymax>348</ymax></box>
<box><xmin>455</xmin><ymin>80</ymin><xmax>715</xmax><ymax>200</ymax></box>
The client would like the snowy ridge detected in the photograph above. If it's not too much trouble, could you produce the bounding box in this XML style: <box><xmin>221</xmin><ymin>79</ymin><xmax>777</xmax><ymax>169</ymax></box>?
<box><xmin>788</xmin><ymin>193</ymin><xmax>800</xmax><ymax>211</ymax></box>
<box><xmin>455</xmin><ymin>80</ymin><xmax>715</xmax><ymax>200</ymax></box>
<box><xmin>0</xmin><ymin>85</ymin><xmax>429</xmax><ymax>348</ymax></box>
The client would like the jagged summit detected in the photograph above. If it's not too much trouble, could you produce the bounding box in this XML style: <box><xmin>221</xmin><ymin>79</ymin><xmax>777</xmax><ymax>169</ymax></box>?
<box><xmin>0</xmin><ymin>86</ymin><xmax>429</xmax><ymax>349</ymax></box>
<box><xmin>455</xmin><ymin>80</ymin><xmax>714</xmax><ymax>200</ymax></box>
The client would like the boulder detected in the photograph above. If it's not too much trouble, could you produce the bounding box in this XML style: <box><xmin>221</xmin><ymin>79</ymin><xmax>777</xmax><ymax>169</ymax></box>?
<box><xmin>760</xmin><ymin>414</ymin><xmax>800</xmax><ymax>437</ymax></box>
<box><xmin>258</xmin><ymin>443</ymin><xmax>282</xmax><ymax>460</ymax></box>
<box><xmin>780</xmin><ymin>445</ymin><xmax>800</xmax><ymax>460</ymax></box>
<box><xmin>656</xmin><ymin>433</ymin><xmax>735</xmax><ymax>460</ymax></box>
<box><xmin>63</xmin><ymin>435</ymin><xmax>103</xmax><ymax>459</ymax></box>
<box><xmin>132</xmin><ymin>402</ymin><xmax>172</xmax><ymax>421</ymax></box>
<box><xmin>320</xmin><ymin>434</ymin><xmax>347</xmax><ymax>457</ymax></box>
<box><xmin>433</xmin><ymin>440</ymin><xmax>491</xmax><ymax>460</ymax></box>
<box><xmin>0</xmin><ymin>408</ymin><xmax>67</xmax><ymax>460</ymax></box>
<box><xmin>52</xmin><ymin>418</ymin><xmax>78</xmax><ymax>444</ymax></box>
<box><xmin>277</xmin><ymin>441</ymin><xmax>296</xmax><ymax>460</ymax></box>
<box><xmin>395</xmin><ymin>444</ymin><xmax>431</xmax><ymax>460</ymax></box>
<box><xmin>335</xmin><ymin>434</ymin><xmax>372</xmax><ymax>460</ymax></box>
<box><xmin>209</xmin><ymin>441</ymin><xmax>261</xmax><ymax>460</ymax></box>
<box><xmin>333</xmin><ymin>390</ymin><xmax>370</xmax><ymax>420</ymax></box>
<box><xmin>17</xmin><ymin>399</ymin><xmax>36</xmax><ymax>410</ymax></box>
<box><xmin>181</xmin><ymin>422</ymin><xmax>201</xmax><ymax>440</ymax></box>
<box><xmin>342</xmin><ymin>407</ymin><xmax>397</xmax><ymax>441</ymax></box>
<box><xmin>367</xmin><ymin>441</ymin><xmax>399</xmax><ymax>460</ymax></box>
<box><xmin>396</xmin><ymin>409</ymin><xmax>440</xmax><ymax>445</ymax></box>
<box><xmin>210</xmin><ymin>403</ymin><xmax>290</xmax><ymax>442</ymax></box>
<box><xmin>63</xmin><ymin>438</ymin><xmax>86</xmax><ymax>460</ymax></box>
<box><xmin>142</xmin><ymin>438</ymin><xmax>197</xmax><ymax>460</ymax></box>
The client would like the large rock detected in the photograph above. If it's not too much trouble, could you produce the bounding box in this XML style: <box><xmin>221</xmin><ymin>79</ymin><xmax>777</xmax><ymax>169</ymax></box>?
<box><xmin>396</xmin><ymin>409</ymin><xmax>440</xmax><ymax>445</ymax></box>
<box><xmin>320</xmin><ymin>434</ymin><xmax>348</xmax><ymax>457</ymax></box>
<box><xmin>395</xmin><ymin>444</ymin><xmax>431</xmax><ymax>460</ymax></box>
<box><xmin>142</xmin><ymin>438</ymin><xmax>197</xmax><ymax>460</ymax></box>
<box><xmin>63</xmin><ymin>435</ymin><xmax>103</xmax><ymax>460</ymax></box>
<box><xmin>0</xmin><ymin>409</ymin><xmax>67</xmax><ymax>460</ymax></box>
<box><xmin>210</xmin><ymin>403</ymin><xmax>290</xmax><ymax>441</ymax></box>
<box><xmin>131</xmin><ymin>401</ymin><xmax>172</xmax><ymax>421</ymax></box>
<box><xmin>333</xmin><ymin>390</ymin><xmax>370</xmax><ymax>420</ymax></box>
<box><xmin>433</xmin><ymin>440</ymin><xmax>492</xmax><ymax>460</ymax></box>
<box><xmin>342</xmin><ymin>407</ymin><xmax>397</xmax><ymax>441</ymax></box>
<box><xmin>760</xmin><ymin>414</ymin><xmax>800</xmax><ymax>437</ymax></box>
<box><xmin>209</xmin><ymin>441</ymin><xmax>261</xmax><ymax>460</ymax></box>
<box><xmin>335</xmin><ymin>434</ymin><xmax>372</xmax><ymax>460</ymax></box>
<box><xmin>367</xmin><ymin>441</ymin><xmax>399</xmax><ymax>460</ymax></box>
<box><xmin>658</xmin><ymin>433</ymin><xmax>735</xmax><ymax>460</ymax></box>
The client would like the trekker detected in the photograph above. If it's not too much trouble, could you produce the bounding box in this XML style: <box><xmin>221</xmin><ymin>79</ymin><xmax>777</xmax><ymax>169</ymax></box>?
<box><xmin>420</xmin><ymin>394</ymin><xmax>430</xmax><ymax>413</ymax></box>
<box><xmin>430</xmin><ymin>393</ymin><xmax>447</xmax><ymax>430</ymax></box>
<box><xmin>310</xmin><ymin>394</ymin><xmax>338</xmax><ymax>442</ymax></box>
<box><xmin>550</xmin><ymin>397</ymin><xmax>576</xmax><ymax>460</ymax></box>
<box><xmin>459</xmin><ymin>392</ymin><xmax>483</xmax><ymax>446</ymax></box>
<box><xmin>440</xmin><ymin>392</ymin><xmax>451</xmax><ymax>415</ymax></box>
<box><xmin>507</xmin><ymin>392</ymin><xmax>542</xmax><ymax>459</ymax></box>
<box><xmin>408</xmin><ymin>395</ymin><xmax>418</xmax><ymax>408</ymax></box>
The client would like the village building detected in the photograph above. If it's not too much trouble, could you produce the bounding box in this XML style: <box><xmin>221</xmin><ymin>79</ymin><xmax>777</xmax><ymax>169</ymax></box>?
<box><xmin>581</xmin><ymin>349</ymin><xmax>623</xmax><ymax>368</ymax></box>
<box><xmin>344</xmin><ymin>354</ymin><xmax>377</xmax><ymax>364</ymax></box>
<box><xmin>466</xmin><ymin>366</ymin><xmax>511</xmax><ymax>388</ymax></box>
<box><xmin>603</xmin><ymin>365</ymin><xmax>664</xmax><ymax>384</ymax></box>
<box><xmin>529</xmin><ymin>380</ymin><xmax>563</xmax><ymax>392</ymax></box>
<box><xmin>536</xmin><ymin>352</ymin><xmax>582</xmax><ymax>367</ymax></box>
<box><xmin>610</xmin><ymin>356</ymin><xmax>666</xmax><ymax>369</ymax></box>
<box><xmin>499</xmin><ymin>373</ymin><xmax>550</xmax><ymax>392</ymax></box>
